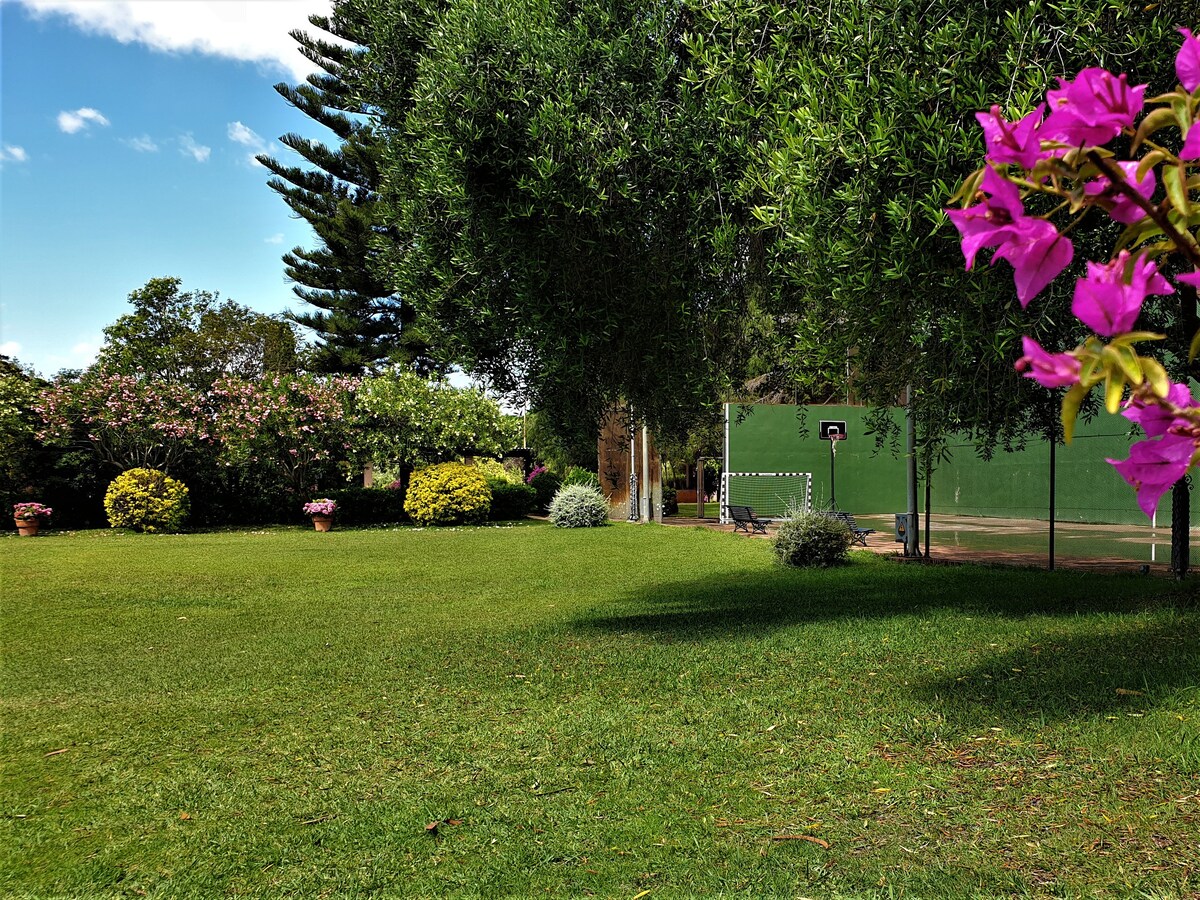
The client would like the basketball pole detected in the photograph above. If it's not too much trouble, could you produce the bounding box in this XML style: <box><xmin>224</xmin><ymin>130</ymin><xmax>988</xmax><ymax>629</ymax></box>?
<box><xmin>829</xmin><ymin>436</ymin><xmax>837</xmax><ymax>510</ymax></box>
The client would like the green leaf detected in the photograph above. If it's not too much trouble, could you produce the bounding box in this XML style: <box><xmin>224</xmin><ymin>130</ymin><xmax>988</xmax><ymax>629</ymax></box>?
<box><xmin>1165</xmin><ymin>162</ymin><xmax>1190</xmax><ymax>216</ymax></box>
<box><xmin>1131</xmin><ymin>107</ymin><xmax>1176</xmax><ymax>154</ymax></box>
<box><xmin>1136</xmin><ymin>150</ymin><xmax>1168</xmax><ymax>182</ymax></box>
<box><xmin>1140</xmin><ymin>356</ymin><xmax>1170</xmax><ymax>397</ymax></box>
<box><xmin>1061</xmin><ymin>383</ymin><xmax>1089</xmax><ymax>444</ymax></box>
<box><xmin>1190</xmin><ymin>328</ymin><xmax>1200</xmax><ymax>363</ymax></box>
<box><xmin>1104</xmin><ymin>372</ymin><xmax>1126</xmax><ymax>414</ymax></box>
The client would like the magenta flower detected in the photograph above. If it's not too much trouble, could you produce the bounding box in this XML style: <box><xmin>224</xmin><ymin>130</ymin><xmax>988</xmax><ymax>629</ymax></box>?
<box><xmin>945</xmin><ymin>167</ymin><xmax>1028</xmax><ymax>269</ymax></box>
<box><xmin>1181</xmin><ymin>127</ymin><xmax>1200</xmax><ymax>162</ymax></box>
<box><xmin>1178</xmin><ymin>28</ymin><xmax>1200</xmax><ymax>93</ymax></box>
<box><xmin>1108</xmin><ymin>433</ymin><xmax>1196</xmax><ymax>518</ymax></box>
<box><xmin>1071</xmin><ymin>251</ymin><xmax>1174</xmax><ymax>336</ymax></box>
<box><xmin>1083</xmin><ymin>161</ymin><xmax>1156</xmax><ymax>225</ymax></box>
<box><xmin>1013</xmin><ymin>336</ymin><xmax>1081</xmax><ymax>389</ymax></box>
<box><xmin>945</xmin><ymin>167</ymin><xmax>1073</xmax><ymax>305</ymax></box>
<box><xmin>1041</xmin><ymin>68</ymin><xmax>1146</xmax><ymax>147</ymax></box>
<box><xmin>976</xmin><ymin>104</ymin><xmax>1046</xmax><ymax>168</ymax></box>
<box><xmin>1122</xmin><ymin>381</ymin><xmax>1199</xmax><ymax>438</ymax></box>
<box><xmin>1177</xmin><ymin>271</ymin><xmax>1200</xmax><ymax>290</ymax></box>
<box><xmin>991</xmin><ymin>221</ymin><xmax>1074</xmax><ymax>306</ymax></box>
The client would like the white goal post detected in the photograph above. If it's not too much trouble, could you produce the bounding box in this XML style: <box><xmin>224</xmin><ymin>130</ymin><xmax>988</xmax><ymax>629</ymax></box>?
<box><xmin>720</xmin><ymin>472</ymin><xmax>813</xmax><ymax>523</ymax></box>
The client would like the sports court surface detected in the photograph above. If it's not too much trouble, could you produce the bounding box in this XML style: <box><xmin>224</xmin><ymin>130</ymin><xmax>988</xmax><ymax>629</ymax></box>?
<box><xmin>668</xmin><ymin>511</ymin><xmax>1200</xmax><ymax>576</ymax></box>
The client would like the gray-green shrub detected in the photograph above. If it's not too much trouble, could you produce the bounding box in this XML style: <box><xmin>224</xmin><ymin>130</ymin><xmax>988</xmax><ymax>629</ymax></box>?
<box><xmin>772</xmin><ymin>510</ymin><xmax>852</xmax><ymax>567</ymax></box>
<box><xmin>548</xmin><ymin>483</ymin><xmax>609</xmax><ymax>528</ymax></box>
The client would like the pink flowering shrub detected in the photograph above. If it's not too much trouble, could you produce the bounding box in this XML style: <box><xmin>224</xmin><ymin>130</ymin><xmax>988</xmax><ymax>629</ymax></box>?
<box><xmin>35</xmin><ymin>372</ymin><xmax>209</xmax><ymax>472</ymax></box>
<box><xmin>209</xmin><ymin>374</ymin><xmax>361</xmax><ymax>494</ymax></box>
<box><xmin>948</xmin><ymin>28</ymin><xmax>1200</xmax><ymax>518</ymax></box>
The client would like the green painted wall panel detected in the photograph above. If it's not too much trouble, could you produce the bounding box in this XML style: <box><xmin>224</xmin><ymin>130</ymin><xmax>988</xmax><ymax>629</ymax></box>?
<box><xmin>726</xmin><ymin>404</ymin><xmax>1199</xmax><ymax>527</ymax></box>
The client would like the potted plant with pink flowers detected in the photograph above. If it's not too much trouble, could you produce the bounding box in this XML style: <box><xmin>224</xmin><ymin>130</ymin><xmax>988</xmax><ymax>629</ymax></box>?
<box><xmin>13</xmin><ymin>502</ymin><xmax>53</xmax><ymax>537</ymax></box>
<box><xmin>302</xmin><ymin>498</ymin><xmax>337</xmax><ymax>532</ymax></box>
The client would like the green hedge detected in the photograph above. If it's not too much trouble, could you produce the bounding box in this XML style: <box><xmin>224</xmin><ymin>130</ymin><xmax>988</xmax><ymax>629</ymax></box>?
<box><xmin>488</xmin><ymin>479</ymin><xmax>536</xmax><ymax>520</ymax></box>
<box><xmin>324</xmin><ymin>487</ymin><xmax>408</xmax><ymax>525</ymax></box>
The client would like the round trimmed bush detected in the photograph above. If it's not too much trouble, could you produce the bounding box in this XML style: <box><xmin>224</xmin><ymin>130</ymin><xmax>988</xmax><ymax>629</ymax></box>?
<box><xmin>772</xmin><ymin>510</ymin><xmax>852</xmax><ymax>567</ymax></box>
<box><xmin>104</xmin><ymin>467</ymin><xmax>190</xmax><ymax>533</ymax></box>
<box><xmin>548</xmin><ymin>483</ymin><xmax>609</xmax><ymax>528</ymax></box>
<box><xmin>404</xmin><ymin>462</ymin><xmax>492</xmax><ymax>526</ymax></box>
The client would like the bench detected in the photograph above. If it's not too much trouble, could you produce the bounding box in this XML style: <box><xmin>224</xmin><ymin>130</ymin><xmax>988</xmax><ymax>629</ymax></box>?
<box><xmin>727</xmin><ymin>505</ymin><xmax>769</xmax><ymax>535</ymax></box>
<box><xmin>827</xmin><ymin>511</ymin><xmax>876</xmax><ymax>546</ymax></box>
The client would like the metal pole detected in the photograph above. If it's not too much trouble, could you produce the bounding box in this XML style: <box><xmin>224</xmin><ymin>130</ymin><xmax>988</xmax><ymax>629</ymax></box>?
<box><xmin>923</xmin><ymin>458</ymin><xmax>930</xmax><ymax>559</ymax></box>
<box><xmin>1048</xmin><ymin>430</ymin><xmax>1056</xmax><ymax>571</ymax></box>
<box><xmin>641</xmin><ymin>424</ymin><xmax>650</xmax><ymax>522</ymax></box>
<box><xmin>697</xmin><ymin>457</ymin><xmax>705</xmax><ymax>519</ymax></box>
<box><xmin>628</xmin><ymin>412</ymin><xmax>639</xmax><ymax>522</ymax></box>
<box><xmin>829</xmin><ymin>439</ymin><xmax>837</xmax><ymax>509</ymax></box>
<box><xmin>906</xmin><ymin>387</ymin><xmax>919</xmax><ymax>557</ymax></box>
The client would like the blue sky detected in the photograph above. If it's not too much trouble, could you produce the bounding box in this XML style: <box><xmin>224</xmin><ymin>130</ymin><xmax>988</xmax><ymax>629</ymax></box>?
<box><xmin>0</xmin><ymin>0</ymin><xmax>339</xmax><ymax>377</ymax></box>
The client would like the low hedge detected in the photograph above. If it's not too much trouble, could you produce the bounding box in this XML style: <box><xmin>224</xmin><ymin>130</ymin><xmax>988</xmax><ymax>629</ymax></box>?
<box><xmin>323</xmin><ymin>486</ymin><xmax>408</xmax><ymax>525</ymax></box>
<box><xmin>488</xmin><ymin>479</ymin><xmax>536</xmax><ymax>521</ymax></box>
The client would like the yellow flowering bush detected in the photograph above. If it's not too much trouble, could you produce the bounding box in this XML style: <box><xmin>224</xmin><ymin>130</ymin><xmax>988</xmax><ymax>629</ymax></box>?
<box><xmin>472</xmin><ymin>458</ymin><xmax>522</xmax><ymax>485</ymax></box>
<box><xmin>104</xmin><ymin>467</ymin><xmax>190</xmax><ymax>533</ymax></box>
<box><xmin>404</xmin><ymin>462</ymin><xmax>491</xmax><ymax>526</ymax></box>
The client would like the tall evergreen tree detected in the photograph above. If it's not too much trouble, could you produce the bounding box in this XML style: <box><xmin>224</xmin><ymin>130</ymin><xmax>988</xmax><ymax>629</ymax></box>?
<box><xmin>259</xmin><ymin>7</ymin><xmax>437</xmax><ymax>375</ymax></box>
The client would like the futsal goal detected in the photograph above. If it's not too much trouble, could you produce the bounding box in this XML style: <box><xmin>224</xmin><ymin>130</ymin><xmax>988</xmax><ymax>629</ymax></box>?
<box><xmin>720</xmin><ymin>472</ymin><xmax>813</xmax><ymax>523</ymax></box>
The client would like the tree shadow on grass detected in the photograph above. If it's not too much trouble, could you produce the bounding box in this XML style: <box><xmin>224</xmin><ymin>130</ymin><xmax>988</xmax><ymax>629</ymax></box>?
<box><xmin>912</xmin><ymin>616</ymin><xmax>1200</xmax><ymax>722</ymax></box>
<box><xmin>574</xmin><ymin>558</ymin><xmax>1194</xmax><ymax>641</ymax></box>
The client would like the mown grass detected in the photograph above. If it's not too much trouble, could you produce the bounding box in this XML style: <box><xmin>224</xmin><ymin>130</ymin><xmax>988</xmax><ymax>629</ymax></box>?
<box><xmin>2</xmin><ymin>522</ymin><xmax>1199</xmax><ymax>898</ymax></box>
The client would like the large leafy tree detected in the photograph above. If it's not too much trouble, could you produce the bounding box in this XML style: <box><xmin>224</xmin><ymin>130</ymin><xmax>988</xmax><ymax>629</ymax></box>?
<box><xmin>682</xmin><ymin>0</ymin><xmax>1184</xmax><ymax>451</ymax></box>
<box><xmin>96</xmin><ymin>277</ymin><xmax>298</xmax><ymax>389</ymax></box>
<box><xmin>363</xmin><ymin>0</ymin><xmax>770</xmax><ymax>444</ymax></box>
<box><xmin>260</xmin><ymin>6</ymin><xmax>438</xmax><ymax>375</ymax></box>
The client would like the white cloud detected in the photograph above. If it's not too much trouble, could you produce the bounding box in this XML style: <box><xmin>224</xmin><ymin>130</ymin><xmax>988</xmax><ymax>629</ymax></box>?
<box><xmin>227</xmin><ymin>120</ymin><xmax>274</xmax><ymax>166</ymax></box>
<box><xmin>178</xmin><ymin>133</ymin><xmax>210</xmax><ymax>163</ymax></box>
<box><xmin>264</xmin><ymin>233</ymin><xmax>284</xmax><ymax>245</ymax></box>
<box><xmin>0</xmin><ymin>341</ymin><xmax>21</xmax><ymax>357</ymax></box>
<box><xmin>13</xmin><ymin>0</ymin><xmax>337</xmax><ymax>82</ymax></box>
<box><xmin>0</xmin><ymin>145</ymin><xmax>28</xmax><ymax>164</ymax></box>
<box><xmin>57</xmin><ymin>107</ymin><xmax>110</xmax><ymax>134</ymax></box>
<box><xmin>122</xmin><ymin>134</ymin><xmax>158</xmax><ymax>152</ymax></box>
<box><xmin>227</xmin><ymin>121</ymin><xmax>261</xmax><ymax>147</ymax></box>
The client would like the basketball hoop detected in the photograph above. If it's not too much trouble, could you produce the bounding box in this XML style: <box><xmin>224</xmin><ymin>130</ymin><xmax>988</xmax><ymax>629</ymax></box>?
<box><xmin>829</xmin><ymin>433</ymin><xmax>846</xmax><ymax>441</ymax></box>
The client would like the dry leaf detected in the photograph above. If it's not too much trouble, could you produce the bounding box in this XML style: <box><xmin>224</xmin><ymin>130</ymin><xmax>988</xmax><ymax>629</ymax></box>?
<box><xmin>43</xmin><ymin>749</ymin><xmax>69</xmax><ymax>757</ymax></box>
<box><xmin>771</xmin><ymin>835</ymin><xmax>830</xmax><ymax>848</ymax></box>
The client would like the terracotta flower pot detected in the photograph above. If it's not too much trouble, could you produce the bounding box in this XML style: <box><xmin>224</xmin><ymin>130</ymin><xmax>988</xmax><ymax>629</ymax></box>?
<box><xmin>311</xmin><ymin>515</ymin><xmax>333</xmax><ymax>532</ymax></box>
<box><xmin>15</xmin><ymin>517</ymin><xmax>40</xmax><ymax>537</ymax></box>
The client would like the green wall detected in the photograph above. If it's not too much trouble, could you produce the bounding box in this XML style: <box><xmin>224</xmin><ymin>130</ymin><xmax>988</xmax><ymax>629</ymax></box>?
<box><xmin>726</xmin><ymin>404</ymin><xmax>1198</xmax><ymax>527</ymax></box>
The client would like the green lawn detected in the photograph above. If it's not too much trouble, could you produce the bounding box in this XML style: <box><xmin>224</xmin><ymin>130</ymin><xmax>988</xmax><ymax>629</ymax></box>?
<box><xmin>3</xmin><ymin>522</ymin><xmax>1198</xmax><ymax>898</ymax></box>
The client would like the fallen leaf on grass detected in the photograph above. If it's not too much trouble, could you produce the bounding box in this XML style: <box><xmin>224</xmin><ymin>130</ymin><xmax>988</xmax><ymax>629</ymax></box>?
<box><xmin>179</xmin><ymin>812</ymin><xmax>191</xmax><ymax>821</ymax></box>
<box><xmin>770</xmin><ymin>835</ymin><xmax>830</xmax><ymax>848</ymax></box>
<box><xmin>1116</xmin><ymin>688</ymin><xmax>1144</xmax><ymax>697</ymax></box>
<box><xmin>43</xmin><ymin>749</ymin><xmax>69</xmax><ymax>757</ymax></box>
<box><xmin>425</xmin><ymin>818</ymin><xmax>464</xmax><ymax>836</ymax></box>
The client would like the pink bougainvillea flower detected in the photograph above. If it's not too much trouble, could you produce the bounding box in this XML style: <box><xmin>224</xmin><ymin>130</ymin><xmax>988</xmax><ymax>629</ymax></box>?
<box><xmin>976</xmin><ymin>104</ymin><xmax>1047</xmax><ymax>168</ymax></box>
<box><xmin>1123</xmin><ymin>381</ymin><xmax>1199</xmax><ymax>438</ymax></box>
<box><xmin>1041</xmin><ymin>68</ymin><xmax>1146</xmax><ymax>147</ymax></box>
<box><xmin>1071</xmin><ymin>251</ymin><xmax>1174</xmax><ymax>335</ymax></box>
<box><xmin>945</xmin><ymin>167</ymin><xmax>1027</xmax><ymax>269</ymax></box>
<box><xmin>1108</xmin><ymin>433</ymin><xmax>1197</xmax><ymax>518</ymax></box>
<box><xmin>946</xmin><ymin>167</ymin><xmax>1072</xmax><ymax>305</ymax></box>
<box><xmin>1177</xmin><ymin>270</ymin><xmax>1200</xmax><ymax>289</ymax></box>
<box><xmin>1014</xmin><ymin>336</ymin><xmax>1081</xmax><ymax>389</ymax></box>
<box><xmin>991</xmin><ymin>218</ymin><xmax>1074</xmax><ymax>306</ymax></box>
<box><xmin>1083</xmin><ymin>161</ymin><xmax>1156</xmax><ymax>224</ymax></box>
<box><xmin>1178</xmin><ymin>28</ymin><xmax>1200</xmax><ymax>93</ymax></box>
<box><xmin>1181</xmin><ymin>126</ymin><xmax>1200</xmax><ymax>161</ymax></box>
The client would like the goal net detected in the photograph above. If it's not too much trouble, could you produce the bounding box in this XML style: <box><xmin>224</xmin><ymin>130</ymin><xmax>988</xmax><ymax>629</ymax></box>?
<box><xmin>720</xmin><ymin>472</ymin><xmax>813</xmax><ymax>522</ymax></box>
